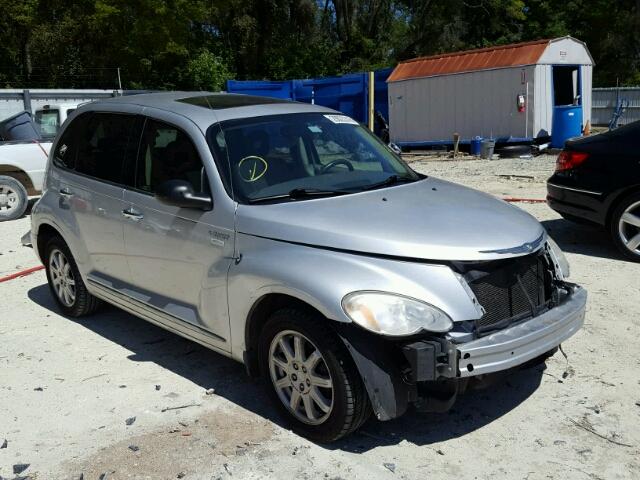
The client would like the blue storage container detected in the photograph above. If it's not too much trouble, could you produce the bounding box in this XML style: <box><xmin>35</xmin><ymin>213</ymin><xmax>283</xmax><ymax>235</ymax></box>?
<box><xmin>551</xmin><ymin>105</ymin><xmax>582</xmax><ymax>148</ymax></box>
<box><xmin>470</xmin><ymin>136</ymin><xmax>483</xmax><ymax>156</ymax></box>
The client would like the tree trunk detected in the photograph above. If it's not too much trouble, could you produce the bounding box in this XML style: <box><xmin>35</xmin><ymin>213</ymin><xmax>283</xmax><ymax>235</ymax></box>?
<box><xmin>21</xmin><ymin>33</ymin><xmax>32</xmax><ymax>83</ymax></box>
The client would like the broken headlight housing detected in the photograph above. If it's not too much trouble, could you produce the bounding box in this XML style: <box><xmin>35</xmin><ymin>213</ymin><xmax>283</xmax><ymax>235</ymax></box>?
<box><xmin>547</xmin><ymin>236</ymin><xmax>570</xmax><ymax>279</ymax></box>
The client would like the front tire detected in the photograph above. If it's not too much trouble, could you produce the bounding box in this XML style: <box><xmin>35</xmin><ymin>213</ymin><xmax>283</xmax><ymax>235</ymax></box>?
<box><xmin>44</xmin><ymin>236</ymin><xmax>101</xmax><ymax>316</ymax></box>
<box><xmin>0</xmin><ymin>175</ymin><xmax>28</xmax><ymax>221</ymax></box>
<box><xmin>610</xmin><ymin>192</ymin><xmax>640</xmax><ymax>262</ymax></box>
<box><xmin>259</xmin><ymin>308</ymin><xmax>371</xmax><ymax>442</ymax></box>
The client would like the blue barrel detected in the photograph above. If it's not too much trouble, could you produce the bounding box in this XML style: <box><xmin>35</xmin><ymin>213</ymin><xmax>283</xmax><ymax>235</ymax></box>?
<box><xmin>551</xmin><ymin>105</ymin><xmax>582</xmax><ymax>148</ymax></box>
<box><xmin>470</xmin><ymin>136</ymin><xmax>483</xmax><ymax>156</ymax></box>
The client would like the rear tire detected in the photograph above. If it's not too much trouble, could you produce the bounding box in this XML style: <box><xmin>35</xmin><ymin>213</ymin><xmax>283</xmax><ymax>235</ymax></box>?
<box><xmin>0</xmin><ymin>175</ymin><xmax>28</xmax><ymax>221</ymax></box>
<box><xmin>609</xmin><ymin>192</ymin><xmax>640</xmax><ymax>263</ymax></box>
<box><xmin>495</xmin><ymin>145</ymin><xmax>533</xmax><ymax>158</ymax></box>
<box><xmin>259</xmin><ymin>308</ymin><xmax>371</xmax><ymax>442</ymax></box>
<box><xmin>44</xmin><ymin>236</ymin><xmax>101</xmax><ymax>316</ymax></box>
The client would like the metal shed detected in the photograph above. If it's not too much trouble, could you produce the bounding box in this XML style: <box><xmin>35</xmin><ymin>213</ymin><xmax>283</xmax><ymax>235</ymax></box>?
<box><xmin>387</xmin><ymin>36</ymin><xmax>594</xmax><ymax>148</ymax></box>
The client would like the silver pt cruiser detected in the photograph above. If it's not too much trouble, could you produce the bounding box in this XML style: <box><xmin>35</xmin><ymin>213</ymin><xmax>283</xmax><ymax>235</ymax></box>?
<box><xmin>30</xmin><ymin>92</ymin><xmax>586</xmax><ymax>442</ymax></box>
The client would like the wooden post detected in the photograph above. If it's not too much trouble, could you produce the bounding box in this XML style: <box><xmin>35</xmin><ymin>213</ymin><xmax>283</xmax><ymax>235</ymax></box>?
<box><xmin>368</xmin><ymin>71</ymin><xmax>375</xmax><ymax>132</ymax></box>
<box><xmin>453</xmin><ymin>132</ymin><xmax>460</xmax><ymax>158</ymax></box>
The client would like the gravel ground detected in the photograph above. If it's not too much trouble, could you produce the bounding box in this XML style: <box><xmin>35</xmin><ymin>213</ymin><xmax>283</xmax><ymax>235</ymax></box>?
<box><xmin>1</xmin><ymin>155</ymin><xmax>639</xmax><ymax>480</ymax></box>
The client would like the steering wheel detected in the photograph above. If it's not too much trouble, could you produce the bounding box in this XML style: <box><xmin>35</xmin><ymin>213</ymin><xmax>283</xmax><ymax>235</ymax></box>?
<box><xmin>320</xmin><ymin>159</ymin><xmax>354</xmax><ymax>174</ymax></box>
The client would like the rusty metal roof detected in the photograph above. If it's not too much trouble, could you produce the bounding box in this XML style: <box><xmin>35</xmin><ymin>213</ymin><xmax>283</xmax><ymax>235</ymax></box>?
<box><xmin>388</xmin><ymin>39</ymin><xmax>551</xmax><ymax>82</ymax></box>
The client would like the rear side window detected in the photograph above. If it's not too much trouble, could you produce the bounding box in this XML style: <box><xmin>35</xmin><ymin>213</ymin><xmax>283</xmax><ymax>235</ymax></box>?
<box><xmin>134</xmin><ymin>119</ymin><xmax>206</xmax><ymax>194</ymax></box>
<box><xmin>53</xmin><ymin>115</ymin><xmax>85</xmax><ymax>169</ymax></box>
<box><xmin>75</xmin><ymin>113</ymin><xmax>137</xmax><ymax>184</ymax></box>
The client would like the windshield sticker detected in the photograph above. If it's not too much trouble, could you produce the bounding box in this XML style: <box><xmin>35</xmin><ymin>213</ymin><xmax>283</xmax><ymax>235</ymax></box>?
<box><xmin>324</xmin><ymin>114</ymin><xmax>358</xmax><ymax>125</ymax></box>
<box><xmin>308</xmin><ymin>125</ymin><xmax>322</xmax><ymax>133</ymax></box>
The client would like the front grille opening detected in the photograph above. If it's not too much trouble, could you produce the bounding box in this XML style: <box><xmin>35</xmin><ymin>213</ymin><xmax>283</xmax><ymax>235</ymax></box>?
<box><xmin>464</xmin><ymin>252</ymin><xmax>554</xmax><ymax>335</ymax></box>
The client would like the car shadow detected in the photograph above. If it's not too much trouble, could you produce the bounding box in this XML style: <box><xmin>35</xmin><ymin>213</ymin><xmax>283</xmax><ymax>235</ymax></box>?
<box><xmin>28</xmin><ymin>283</ymin><xmax>544</xmax><ymax>451</ymax></box>
<box><xmin>332</xmin><ymin>366</ymin><xmax>544</xmax><ymax>452</ymax></box>
<box><xmin>541</xmin><ymin>218</ymin><xmax>624</xmax><ymax>261</ymax></box>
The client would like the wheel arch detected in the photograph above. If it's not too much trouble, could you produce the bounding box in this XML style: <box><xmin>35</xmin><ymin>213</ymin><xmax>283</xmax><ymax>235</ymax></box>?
<box><xmin>605</xmin><ymin>185</ymin><xmax>640</xmax><ymax>227</ymax></box>
<box><xmin>36</xmin><ymin>222</ymin><xmax>66</xmax><ymax>263</ymax></box>
<box><xmin>0</xmin><ymin>164</ymin><xmax>36</xmax><ymax>195</ymax></box>
<box><xmin>243</xmin><ymin>292</ymin><xmax>334</xmax><ymax>377</ymax></box>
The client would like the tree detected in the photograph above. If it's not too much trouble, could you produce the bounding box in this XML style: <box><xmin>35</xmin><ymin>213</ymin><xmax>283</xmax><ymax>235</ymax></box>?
<box><xmin>0</xmin><ymin>0</ymin><xmax>637</xmax><ymax>89</ymax></box>
<box><xmin>186</xmin><ymin>50</ymin><xmax>232</xmax><ymax>91</ymax></box>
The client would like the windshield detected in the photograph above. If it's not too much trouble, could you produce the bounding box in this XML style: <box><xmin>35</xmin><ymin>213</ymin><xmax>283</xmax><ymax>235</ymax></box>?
<box><xmin>207</xmin><ymin>113</ymin><xmax>420</xmax><ymax>203</ymax></box>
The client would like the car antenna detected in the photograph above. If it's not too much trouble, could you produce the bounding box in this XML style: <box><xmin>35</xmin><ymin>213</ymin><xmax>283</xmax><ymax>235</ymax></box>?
<box><xmin>203</xmin><ymin>93</ymin><xmax>214</xmax><ymax>111</ymax></box>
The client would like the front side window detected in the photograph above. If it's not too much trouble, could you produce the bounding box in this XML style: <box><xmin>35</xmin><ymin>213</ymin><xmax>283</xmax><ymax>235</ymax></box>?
<box><xmin>134</xmin><ymin>119</ymin><xmax>206</xmax><ymax>194</ymax></box>
<box><xmin>75</xmin><ymin>113</ymin><xmax>136</xmax><ymax>183</ymax></box>
<box><xmin>207</xmin><ymin>113</ymin><xmax>419</xmax><ymax>203</ymax></box>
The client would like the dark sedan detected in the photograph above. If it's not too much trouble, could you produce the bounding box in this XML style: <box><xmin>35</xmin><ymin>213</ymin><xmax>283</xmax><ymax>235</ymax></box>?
<box><xmin>547</xmin><ymin>120</ymin><xmax>640</xmax><ymax>262</ymax></box>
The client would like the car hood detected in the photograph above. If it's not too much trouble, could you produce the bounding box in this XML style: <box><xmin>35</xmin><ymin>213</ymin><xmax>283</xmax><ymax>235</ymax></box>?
<box><xmin>236</xmin><ymin>177</ymin><xmax>547</xmax><ymax>261</ymax></box>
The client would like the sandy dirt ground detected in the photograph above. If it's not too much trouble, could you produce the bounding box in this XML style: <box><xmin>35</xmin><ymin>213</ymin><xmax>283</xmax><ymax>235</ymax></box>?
<box><xmin>1</xmin><ymin>155</ymin><xmax>639</xmax><ymax>480</ymax></box>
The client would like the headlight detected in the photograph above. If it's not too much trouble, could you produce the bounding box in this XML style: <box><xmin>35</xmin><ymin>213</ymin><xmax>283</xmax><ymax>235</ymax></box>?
<box><xmin>547</xmin><ymin>237</ymin><xmax>570</xmax><ymax>279</ymax></box>
<box><xmin>342</xmin><ymin>291</ymin><xmax>453</xmax><ymax>336</ymax></box>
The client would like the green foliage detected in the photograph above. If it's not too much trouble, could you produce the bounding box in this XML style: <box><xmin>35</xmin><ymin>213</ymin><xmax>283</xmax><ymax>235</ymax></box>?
<box><xmin>0</xmin><ymin>0</ymin><xmax>637</xmax><ymax>89</ymax></box>
<box><xmin>186</xmin><ymin>51</ymin><xmax>232</xmax><ymax>91</ymax></box>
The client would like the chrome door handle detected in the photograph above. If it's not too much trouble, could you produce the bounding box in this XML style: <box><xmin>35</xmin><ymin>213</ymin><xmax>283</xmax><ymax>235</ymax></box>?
<box><xmin>59</xmin><ymin>187</ymin><xmax>73</xmax><ymax>197</ymax></box>
<box><xmin>122</xmin><ymin>208</ymin><xmax>143</xmax><ymax>221</ymax></box>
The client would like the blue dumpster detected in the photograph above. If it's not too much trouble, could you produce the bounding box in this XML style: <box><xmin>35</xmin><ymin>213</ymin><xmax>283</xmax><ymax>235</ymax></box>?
<box><xmin>225</xmin><ymin>68</ymin><xmax>392</xmax><ymax>126</ymax></box>
<box><xmin>551</xmin><ymin>105</ymin><xmax>582</xmax><ymax>148</ymax></box>
<box><xmin>225</xmin><ymin>80</ymin><xmax>296</xmax><ymax>100</ymax></box>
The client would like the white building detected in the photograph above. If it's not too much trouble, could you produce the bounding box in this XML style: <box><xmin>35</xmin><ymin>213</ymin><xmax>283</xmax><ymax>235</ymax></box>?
<box><xmin>387</xmin><ymin>36</ymin><xmax>594</xmax><ymax>147</ymax></box>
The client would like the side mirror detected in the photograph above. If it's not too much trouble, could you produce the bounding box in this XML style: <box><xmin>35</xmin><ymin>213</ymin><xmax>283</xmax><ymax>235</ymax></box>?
<box><xmin>388</xmin><ymin>142</ymin><xmax>402</xmax><ymax>155</ymax></box>
<box><xmin>155</xmin><ymin>179</ymin><xmax>212</xmax><ymax>210</ymax></box>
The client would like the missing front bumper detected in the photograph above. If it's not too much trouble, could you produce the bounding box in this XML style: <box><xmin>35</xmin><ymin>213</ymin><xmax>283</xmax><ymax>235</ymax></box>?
<box><xmin>400</xmin><ymin>284</ymin><xmax>586</xmax><ymax>381</ymax></box>
<box><xmin>452</xmin><ymin>284</ymin><xmax>586</xmax><ymax>378</ymax></box>
<box><xmin>339</xmin><ymin>284</ymin><xmax>586</xmax><ymax>421</ymax></box>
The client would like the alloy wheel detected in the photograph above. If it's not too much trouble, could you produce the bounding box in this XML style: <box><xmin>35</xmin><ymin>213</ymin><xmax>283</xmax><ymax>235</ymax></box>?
<box><xmin>268</xmin><ymin>330</ymin><xmax>334</xmax><ymax>425</ymax></box>
<box><xmin>0</xmin><ymin>184</ymin><xmax>19</xmax><ymax>214</ymax></box>
<box><xmin>49</xmin><ymin>248</ymin><xmax>76</xmax><ymax>307</ymax></box>
<box><xmin>618</xmin><ymin>200</ymin><xmax>640</xmax><ymax>255</ymax></box>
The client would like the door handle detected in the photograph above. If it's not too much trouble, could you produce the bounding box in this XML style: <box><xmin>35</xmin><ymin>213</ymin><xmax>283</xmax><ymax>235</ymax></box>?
<box><xmin>122</xmin><ymin>208</ymin><xmax>144</xmax><ymax>221</ymax></box>
<box><xmin>59</xmin><ymin>187</ymin><xmax>73</xmax><ymax>197</ymax></box>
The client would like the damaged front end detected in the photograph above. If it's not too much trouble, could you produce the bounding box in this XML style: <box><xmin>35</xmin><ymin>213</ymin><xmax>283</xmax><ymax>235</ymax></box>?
<box><xmin>335</xmin><ymin>245</ymin><xmax>586</xmax><ymax>421</ymax></box>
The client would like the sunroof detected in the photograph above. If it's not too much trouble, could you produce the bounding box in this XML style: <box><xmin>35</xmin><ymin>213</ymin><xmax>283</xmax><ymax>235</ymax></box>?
<box><xmin>177</xmin><ymin>94</ymin><xmax>290</xmax><ymax>109</ymax></box>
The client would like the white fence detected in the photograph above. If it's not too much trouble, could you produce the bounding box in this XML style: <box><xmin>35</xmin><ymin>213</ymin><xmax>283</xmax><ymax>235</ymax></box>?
<box><xmin>591</xmin><ymin>87</ymin><xmax>640</xmax><ymax>126</ymax></box>
<box><xmin>0</xmin><ymin>89</ymin><xmax>126</xmax><ymax>120</ymax></box>
<box><xmin>0</xmin><ymin>89</ymin><xmax>156</xmax><ymax>121</ymax></box>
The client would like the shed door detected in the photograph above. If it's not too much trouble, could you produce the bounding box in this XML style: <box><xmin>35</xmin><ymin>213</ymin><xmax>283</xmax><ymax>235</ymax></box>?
<box><xmin>551</xmin><ymin>66</ymin><xmax>583</xmax><ymax>147</ymax></box>
<box><xmin>553</xmin><ymin>66</ymin><xmax>580</xmax><ymax>106</ymax></box>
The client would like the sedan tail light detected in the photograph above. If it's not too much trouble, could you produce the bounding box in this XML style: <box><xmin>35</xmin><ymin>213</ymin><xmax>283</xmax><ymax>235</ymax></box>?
<box><xmin>556</xmin><ymin>150</ymin><xmax>589</xmax><ymax>171</ymax></box>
